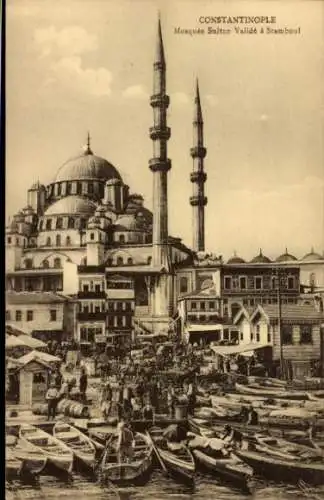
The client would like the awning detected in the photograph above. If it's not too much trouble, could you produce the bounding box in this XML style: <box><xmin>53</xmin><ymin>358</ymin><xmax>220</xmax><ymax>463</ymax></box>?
<box><xmin>187</xmin><ymin>324</ymin><xmax>224</xmax><ymax>332</ymax></box>
<box><xmin>6</xmin><ymin>335</ymin><xmax>29</xmax><ymax>349</ymax></box>
<box><xmin>210</xmin><ymin>343</ymin><xmax>270</xmax><ymax>357</ymax></box>
<box><xmin>15</xmin><ymin>334</ymin><xmax>46</xmax><ymax>349</ymax></box>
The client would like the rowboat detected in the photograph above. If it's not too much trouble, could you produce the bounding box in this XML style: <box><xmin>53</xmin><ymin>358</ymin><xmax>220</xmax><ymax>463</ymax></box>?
<box><xmin>148</xmin><ymin>427</ymin><xmax>195</xmax><ymax>484</ymax></box>
<box><xmin>19</xmin><ymin>424</ymin><xmax>73</xmax><ymax>475</ymax></box>
<box><xmin>98</xmin><ymin>432</ymin><xmax>153</xmax><ymax>486</ymax></box>
<box><xmin>6</xmin><ymin>434</ymin><xmax>47</xmax><ymax>477</ymax></box>
<box><xmin>254</xmin><ymin>435</ymin><xmax>324</xmax><ymax>461</ymax></box>
<box><xmin>188</xmin><ymin>416</ymin><xmax>217</xmax><ymax>438</ymax></box>
<box><xmin>192</xmin><ymin>448</ymin><xmax>253</xmax><ymax>492</ymax></box>
<box><xmin>235</xmin><ymin>383</ymin><xmax>309</xmax><ymax>400</ymax></box>
<box><xmin>6</xmin><ymin>446</ymin><xmax>23</xmax><ymax>479</ymax></box>
<box><xmin>236</xmin><ymin>449</ymin><xmax>324</xmax><ymax>485</ymax></box>
<box><xmin>53</xmin><ymin>422</ymin><xmax>99</xmax><ymax>473</ymax></box>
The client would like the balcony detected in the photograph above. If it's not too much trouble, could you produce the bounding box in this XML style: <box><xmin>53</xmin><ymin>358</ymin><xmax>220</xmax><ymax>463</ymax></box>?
<box><xmin>77</xmin><ymin>290</ymin><xmax>106</xmax><ymax>299</ymax></box>
<box><xmin>77</xmin><ymin>312</ymin><xmax>106</xmax><ymax>321</ymax></box>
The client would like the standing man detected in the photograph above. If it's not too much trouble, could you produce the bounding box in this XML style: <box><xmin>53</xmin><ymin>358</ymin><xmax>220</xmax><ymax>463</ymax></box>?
<box><xmin>46</xmin><ymin>381</ymin><xmax>59</xmax><ymax>420</ymax></box>
<box><xmin>116</xmin><ymin>420</ymin><xmax>134</xmax><ymax>464</ymax></box>
<box><xmin>79</xmin><ymin>367</ymin><xmax>88</xmax><ymax>403</ymax></box>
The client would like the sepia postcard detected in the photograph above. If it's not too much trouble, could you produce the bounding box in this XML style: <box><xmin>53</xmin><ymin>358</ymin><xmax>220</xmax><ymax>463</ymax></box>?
<box><xmin>5</xmin><ymin>1</ymin><xmax>324</xmax><ymax>499</ymax></box>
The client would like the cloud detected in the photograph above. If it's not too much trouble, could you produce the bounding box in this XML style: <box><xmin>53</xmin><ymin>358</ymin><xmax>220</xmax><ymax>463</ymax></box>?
<box><xmin>122</xmin><ymin>85</ymin><xmax>148</xmax><ymax>99</ymax></box>
<box><xmin>8</xmin><ymin>2</ymin><xmax>41</xmax><ymax>17</ymax></box>
<box><xmin>172</xmin><ymin>92</ymin><xmax>189</xmax><ymax>105</ymax></box>
<box><xmin>34</xmin><ymin>25</ymin><xmax>98</xmax><ymax>58</ymax></box>
<box><xmin>50</xmin><ymin>56</ymin><xmax>112</xmax><ymax>97</ymax></box>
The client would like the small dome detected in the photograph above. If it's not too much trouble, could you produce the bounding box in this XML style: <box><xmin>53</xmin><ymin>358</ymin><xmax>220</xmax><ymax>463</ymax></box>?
<box><xmin>251</xmin><ymin>249</ymin><xmax>272</xmax><ymax>264</ymax></box>
<box><xmin>227</xmin><ymin>256</ymin><xmax>246</xmax><ymax>264</ymax></box>
<box><xmin>115</xmin><ymin>214</ymin><xmax>140</xmax><ymax>231</ymax></box>
<box><xmin>276</xmin><ymin>248</ymin><xmax>297</xmax><ymax>262</ymax></box>
<box><xmin>53</xmin><ymin>146</ymin><xmax>122</xmax><ymax>183</ymax></box>
<box><xmin>302</xmin><ymin>248</ymin><xmax>324</xmax><ymax>262</ymax></box>
<box><xmin>45</xmin><ymin>195</ymin><xmax>97</xmax><ymax>216</ymax></box>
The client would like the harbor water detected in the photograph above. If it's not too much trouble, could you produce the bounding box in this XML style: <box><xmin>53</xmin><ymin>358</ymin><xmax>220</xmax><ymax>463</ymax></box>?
<box><xmin>6</xmin><ymin>471</ymin><xmax>324</xmax><ymax>500</ymax></box>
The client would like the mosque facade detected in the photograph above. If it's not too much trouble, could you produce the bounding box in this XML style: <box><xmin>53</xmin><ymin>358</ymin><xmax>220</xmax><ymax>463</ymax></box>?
<box><xmin>5</xmin><ymin>20</ymin><xmax>324</xmax><ymax>347</ymax></box>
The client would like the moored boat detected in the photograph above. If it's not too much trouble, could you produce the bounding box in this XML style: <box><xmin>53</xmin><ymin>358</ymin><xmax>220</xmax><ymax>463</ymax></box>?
<box><xmin>235</xmin><ymin>383</ymin><xmax>309</xmax><ymax>400</ymax></box>
<box><xmin>236</xmin><ymin>449</ymin><xmax>324</xmax><ymax>485</ymax></box>
<box><xmin>53</xmin><ymin>422</ymin><xmax>98</xmax><ymax>473</ymax></box>
<box><xmin>6</xmin><ymin>434</ymin><xmax>47</xmax><ymax>477</ymax></box>
<box><xmin>19</xmin><ymin>424</ymin><xmax>73</xmax><ymax>475</ymax></box>
<box><xmin>98</xmin><ymin>432</ymin><xmax>153</xmax><ymax>486</ymax></box>
<box><xmin>254</xmin><ymin>434</ymin><xmax>324</xmax><ymax>460</ymax></box>
<box><xmin>148</xmin><ymin>427</ymin><xmax>195</xmax><ymax>484</ymax></box>
<box><xmin>6</xmin><ymin>447</ymin><xmax>23</xmax><ymax>479</ymax></box>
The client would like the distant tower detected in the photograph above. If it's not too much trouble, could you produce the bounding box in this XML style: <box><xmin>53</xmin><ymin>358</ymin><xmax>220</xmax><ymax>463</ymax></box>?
<box><xmin>190</xmin><ymin>79</ymin><xmax>207</xmax><ymax>252</ymax></box>
<box><xmin>149</xmin><ymin>16</ymin><xmax>171</xmax><ymax>268</ymax></box>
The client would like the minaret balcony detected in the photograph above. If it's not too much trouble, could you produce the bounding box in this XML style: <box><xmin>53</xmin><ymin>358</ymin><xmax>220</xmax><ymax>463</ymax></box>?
<box><xmin>149</xmin><ymin>126</ymin><xmax>171</xmax><ymax>141</ymax></box>
<box><xmin>190</xmin><ymin>146</ymin><xmax>207</xmax><ymax>159</ymax></box>
<box><xmin>149</xmin><ymin>158</ymin><xmax>171</xmax><ymax>173</ymax></box>
<box><xmin>190</xmin><ymin>171</ymin><xmax>207</xmax><ymax>183</ymax></box>
<box><xmin>190</xmin><ymin>195</ymin><xmax>208</xmax><ymax>207</ymax></box>
<box><xmin>153</xmin><ymin>61</ymin><xmax>166</xmax><ymax>71</ymax></box>
<box><xmin>150</xmin><ymin>94</ymin><xmax>170</xmax><ymax>108</ymax></box>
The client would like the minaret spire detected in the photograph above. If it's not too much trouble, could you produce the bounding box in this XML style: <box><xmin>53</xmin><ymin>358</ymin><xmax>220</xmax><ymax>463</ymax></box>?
<box><xmin>149</xmin><ymin>15</ymin><xmax>171</xmax><ymax>267</ymax></box>
<box><xmin>84</xmin><ymin>131</ymin><xmax>93</xmax><ymax>155</ymax></box>
<box><xmin>190</xmin><ymin>78</ymin><xmax>207</xmax><ymax>252</ymax></box>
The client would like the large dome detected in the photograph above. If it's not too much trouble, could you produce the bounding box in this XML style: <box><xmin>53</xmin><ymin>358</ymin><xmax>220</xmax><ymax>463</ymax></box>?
<box><xmin>276</xmin><ymin>249</ymin><xmax>297</xmax><ymax>263</ymax></box>
<box><xmin>53</xmin><ymin>147</ymin><xmax>122</xmax><ymax>183</ymax></box>
<box><xmin>45</xmin><ymin>196</ymin><xmax>97</xmax><ymax>216</ymax></box>
<box><xmin>250</xmin><ymin>250</ymin><xmax>272</xmax><ymax>264</ymax></box>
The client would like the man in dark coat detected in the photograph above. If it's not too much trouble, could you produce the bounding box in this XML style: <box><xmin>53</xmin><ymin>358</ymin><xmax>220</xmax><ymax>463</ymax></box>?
<box><xmin>79</xmin><ymin>367</ymin><xmax>88</xmax><ymax>402</ymax></box>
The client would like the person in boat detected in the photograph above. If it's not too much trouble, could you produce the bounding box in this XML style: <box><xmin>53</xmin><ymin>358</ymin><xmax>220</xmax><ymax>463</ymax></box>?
<box><xmin>101</xmin><ymin>382</ymin><xmax>113</xmax><ymax>419</ymax></box>
<box><xmin>46</xmin><ymin>381</ymin><xmax>59</xmax><ymax>420</ymax></box>
<box><xmin>247</xmin><ymin>405</ymin><xmax>258</xmax><ymax>425</ymax></box>
<box><xmin>222</xmin><ymin>424</ymin><xmax>243</xmax><ymax>448</ymax></box>
<box><xmin>116</xmin><ymin>419</ymin><xmax>134</xmax><ymax>463</ymax></box>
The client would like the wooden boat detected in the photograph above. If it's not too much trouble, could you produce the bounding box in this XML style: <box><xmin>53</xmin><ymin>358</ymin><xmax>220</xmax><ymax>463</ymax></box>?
<box><xmin>148</xmin><ymin>427</ymin><xmax>195</xmax><ymax>484</ymax></box>
<box><xmin>19</xmin><ymin>424</ymin><xmax>73</xmax><ymax>475</ymax></box>
<box><xmin>192</xmin><ymin>448</ymin><xmax>253</xmax><ymax>492</ymax></box>
<box><xmin>6</xmin><ymin>446</ymin><xmax>23</xmax><ymax>479</ymax></box>
<box><xmin>235</xmin><ymin>383</ymin><xmax>309</xmax><ymax>400</ymax></box>
<box><xmin>53</xmin><ymin>422</ymin><xmax>98</xmax><ymax>473</ymax></box>
<box><xmin>236</xmin><ymin>449</ymin><xmax>324</xmax><ymax>485</ymax></box>
<box><xmin>254</xmin><ymin>435</ymin><xmax>324</xmax><ymax>461</ymax></box>
<box><xmin>98</xmin><ymin>432</ymin><xmax>153</xmax><ymax>486</ymax></box>
<box><xmin>188</xmin><ymin>416</ymin><xmax>217</xmax><ymax>438</ymax></box>
<box><xmin>6</xmin><ymin>434</ymin><xmax>47</xmax><ymax>477</ymax></box>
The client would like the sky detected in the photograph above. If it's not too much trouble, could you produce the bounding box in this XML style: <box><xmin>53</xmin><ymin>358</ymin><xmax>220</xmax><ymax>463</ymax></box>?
<box><xmin>6</xmin><ymin>0</ymin><xmax>324</xmax><ymax>261</ymax></box>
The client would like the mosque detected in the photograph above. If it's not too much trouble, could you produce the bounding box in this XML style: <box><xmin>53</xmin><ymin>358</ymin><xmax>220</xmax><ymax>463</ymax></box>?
<box><xmin>5</xmin><ymin>20</ymin><xmax>324</xmax><ymax>348</ymax></box>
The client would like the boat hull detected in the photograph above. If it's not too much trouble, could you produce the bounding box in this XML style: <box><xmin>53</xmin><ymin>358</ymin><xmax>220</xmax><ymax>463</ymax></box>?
<box><xmin>193</xmin><ymin>449</ymin><xmax>252</xmax><ymax>492</ymax></box>
<box><xmin>99</xmin><ymin>457</ymin><xmax>153</xmax><ymax>486</ymax></box>
<box><xmin>236</xmin><ymin>450</ymin><xmax>324</xmax><ymax>485</ymax></box>
<box><xmin>158</xmin><ymin>446</ymin><xmax>195</xmax><ymax>484</ymax></box>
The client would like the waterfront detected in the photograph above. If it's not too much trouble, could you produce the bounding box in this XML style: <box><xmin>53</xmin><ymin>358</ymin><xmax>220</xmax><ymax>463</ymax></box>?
<box><xmin>6</xmin><ymin>471</ymin><xmax>324</xmax><ymax>500</ymax></box>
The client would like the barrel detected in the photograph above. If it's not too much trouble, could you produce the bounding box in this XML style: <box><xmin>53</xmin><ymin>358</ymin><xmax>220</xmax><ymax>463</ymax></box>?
<box><xmin>57</xmin><ymin>399</ymin><xmax>70</xmax><ymax>414</ymax></box>
<box><xmin>32</xmin><ymin>403</ymin><xmax>48</xmax><ymax>415</ymax></box>
<box><xmin>174</xmin><ymin>404</ymin><xmax>188</xmax><ymax>420</ymax></box>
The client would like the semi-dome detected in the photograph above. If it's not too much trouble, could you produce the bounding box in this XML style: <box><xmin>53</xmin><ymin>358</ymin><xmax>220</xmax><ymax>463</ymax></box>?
<box><xmin>53</xmin><ymin>145</ymin><xmax>122</xmax><ymax>183</ymax></box>
<box><xmin>302</xmin><ymin>248</ymin><xmax>324</xmax><ymax>261</ymax></box>
<box><xmin>276</xmin><ymin>248</ymin><xmax>297</xmax><ymax>262</ymax></box>
<box><xmin>45</xmin><ymin>195</ymin><xmax>97</xmax><ymax>216</ymax></box>
<box><xmin>115</xmin><ymin>214</ymin><xmax>141</xmax><ymax>231</ymax></box>
<box><xmin>251</xmin><ymin>249</ymin><xmax>272</xmax><ymax>264</ymax></box>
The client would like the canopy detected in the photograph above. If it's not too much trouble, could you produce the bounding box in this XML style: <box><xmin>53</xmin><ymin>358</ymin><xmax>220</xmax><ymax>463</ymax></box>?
<box><xmin>18</xmin><ymin>350</ymin><xmax>61</xmax><ymax>367</ymax></box>
<box><xmin>16</xmin><ymin>334</ymin><xmax>46</xmax><ymax>349</ymax></box>
<box><xmin>187</xmin><ymin>324</ymin><xmax>224</xmax><ymax>332</ymax></box>
<box><xmin>210</xmin><ymin>343</ymin><xmax>269</xmax><ymax>357</ymax></box>
<box><xmin>6</xmin><ymin>335</ymin><xmax>28</xmax><ymax>349</ymax></box>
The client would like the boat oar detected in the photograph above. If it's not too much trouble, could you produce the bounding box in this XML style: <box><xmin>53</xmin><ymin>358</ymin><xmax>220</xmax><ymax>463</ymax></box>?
<box><xmin>145</xmin><ymin>431</ymin><xmax>167</xmax><ymax>474</ymax></box>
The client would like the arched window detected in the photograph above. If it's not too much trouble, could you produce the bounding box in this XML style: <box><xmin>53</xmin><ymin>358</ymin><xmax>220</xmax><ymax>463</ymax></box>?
<box><xmin>88</xmin><ymin>182</ymin><xmax>94</xmax><ymax>194</ymax></box>
<box><xmin>80</xmin><ymin>218</ymin><xmax>86</xmax><ymax>229</ymax></box>
<box><xmin>147</xmin><ymin>256</ymin><xmax>152</xmax><ymax>265</ymax></box>
<box><xmin>119</xmin><ymin>234</ymin><xmax>125</xmax><ymax>243</ymax></box>
<box><xmin>46</xmin><ymin>236</ymin><xmax>51</xmax><ymax>246</ymax></box>
<box><xmin>106</xmin><ymin>257</ymin><xmax>113</xmax><ymax>266</ymax></box>
<box><xmin>180</xmin><ymin>277</ymin><xmax>188</xmax><ymax>293</ymax></box>
<box><xmin>42</xmin><ymin>259</ymin><xmax>49</xmax><ymax>268</ymax></box>
<box><xmin>127</xmin><ymin>257</ymin><xmax>133</xmax><ymax>265</ymax></box>
<box><xmin>24</xmin><ymin>258</ymin><xmax>33</xmax><ymax>269</ymax></box>
<box><xmin>56</xmin><ymin>234</ymin><xmax>61</xmax><ymax>247</ymax></box>
<box><xmin>76</xmin><ymin>182</ymin><xmax>82</xmax><ymax>195</ymax></box>
<box><xmin>46</xmin><ymin>219</ymin><xmax>52</xmax><ymax>230</ymax></box>
<box><xmin>309</xmin><ymin>272</ymin><xmax>316</xmax><ymax>288</ymax></box>
<box><xmin>39</xmin><ymin>219</ymin><xmax>43</xmax><ymax>231</ymax></box>
<box><xmin>53</xmin><ymin>258</ymin><xmax>61</xmax><ymax>269</ymax></box>
<box><xmin>66</xmin><ymin>236</ymin><xmax>71</xmax><ymax>246</ymax></box>
<box><xmin>66</xmin><ymin>182</ymin><xmax>72</xmax><ymax>195</ymax></box>
<box><xmin>68</xmin><ymin>217</ymin><xmax>75</xmax><ymax>229</ymax></box>
<box><xmin>56</xmin><ymin>217</ymin><xmax>63</xmax><ymax>229</ymax></box>
<box><xmin>117</xmin><ymin>256</ymin><xmax>124</xmax><ymax>266</ymax></box>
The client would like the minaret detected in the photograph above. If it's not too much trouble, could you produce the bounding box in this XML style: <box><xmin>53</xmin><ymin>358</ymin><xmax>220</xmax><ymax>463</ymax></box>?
<box><xmin>149</xmin><ymin>17</ymin><xmax>171</xmax><ymax>268</ymax></box>
<box><xmin>190</xmin><ymin>79</ymin><xmax>207</xmax><ymax>252</ymax></box>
